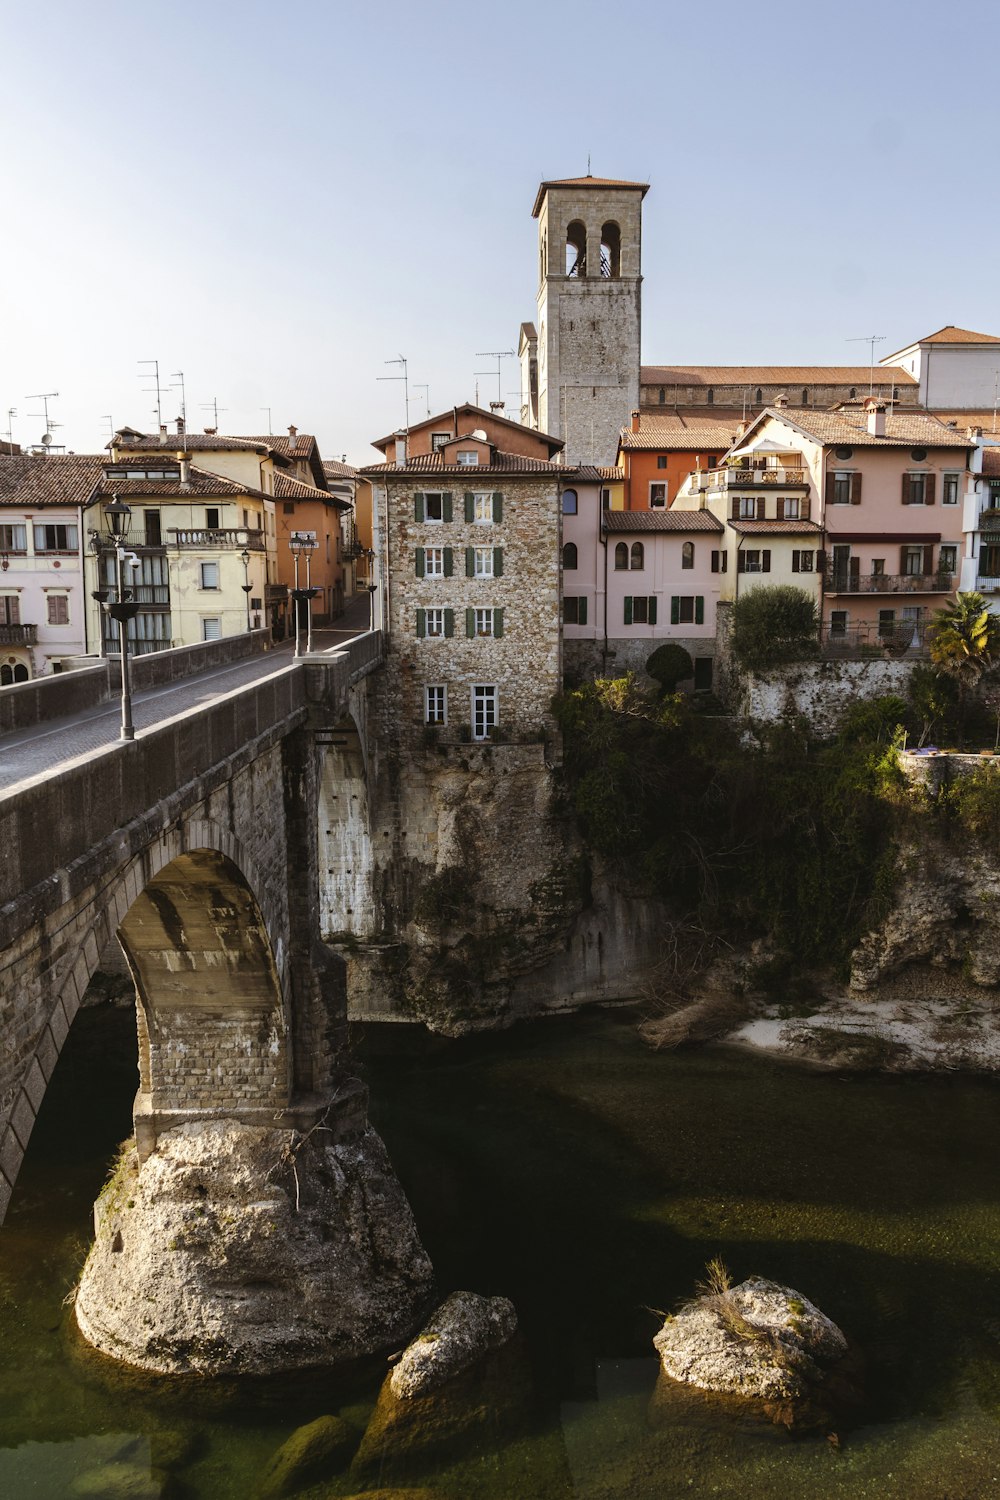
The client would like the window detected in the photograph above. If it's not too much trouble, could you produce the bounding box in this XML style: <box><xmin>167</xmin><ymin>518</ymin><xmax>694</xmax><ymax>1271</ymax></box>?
<box><xmin>33</xmin><ymin>523</ymin><xmax>78</xmax><ymax>552</ymax></box>
<box><xmin>563</xmin><ymin>596</ymin><xmax>588</xmax><ymax>625</ymax></box>
<box><xmin>0</xmin><ymin>524</ymin><xmax>27</xmax><ymax>553</ymax></box>
<box><xmin>283</xmin><ymin>502</ymin><xmax>295</xmax><ymax>515</ymax></box>
<box><xmin>903</xmin><ymin>546</ymin><xmax>924</xmax><ymax>577</ymax></box>
<box><xmin>792</xmin><ymin>550</ymin><xmax>814</xmax><ymax>572</ymax></box>
<box><xmin>650</xmin><ymin>483</ymin><xmax>667</xmax><ymax>508</ymax></box>
<box><xmin>872</xmin><ymin>559</ymin><xmax>886</xmax><ymax>576</ymax></box>
<box><xmin>600</xmin><ymin>220</ymin><xmax>621</xmax><ymax>278</ymax></box>
<box><xmin>474</xmin><ymin>607</ymin><xmax>494</xmax><ymax>637</ymax></box>
<box><xmin>472</xmin><ymin>685</ymin><xmax>497</xmax><ymax>740</ymax></box>
<box><xmin>878</xmin><ymin>609</ymin><xmax>896</xmax><ymax>637</ymax></box>
<box><xmin>710</xmin><ymin>550</ymin><xmax>728</xmax><ymax>573</ymax></box>
<box><xmin>563</xmin><ymin>542</ymin><xmax>578</xmax><ymax>570</ymax></box>
<box><xmin>706</xmin><ymin>456</ymin><xmax>718</xmax><ymax>469</ymax></box>
<box><xmin>624</xmin><ymin>595</ymin><xmax>657</xmax><ymax>625</ymax></box>
<box><xmin>430</xmin><ymin>433</ymin><xmax>450</xmax><ymax>452</ymax></box>
<box><xmin>562</xmin><ymin>489</ymin><xmax>578</xmax><ymax>515</ymax></box>
<box><xmin>614</xmin><ymin>542</ymin><xmax>629</xmax><ymax>570</ymax></box>
<box><xmin>801</xmin><ymin>388</ymin><xmax>809</xmax><ymax>404</ymax></box>
<box><xmin>566</xmin><ymin>220</ymin><xmax>587</xmax><ymax>277</ymax></box>
<box><xmin>456</xmin><ymin>451</ymin><xmax>479</xmax><ymax>467</ymax></box>
<box><xmin>830</xmin><ymin>610</ymin><xmax>848</xmax><ymax>636</ymax></box>
<box><xmin>982</xmin><ymin>544</ymin><xmax>1000</xmax><ymax>577</ymax></box>
<box><xmin>46</xmin><ymin>594</ymin><xmax>69</xmax><ymax>625</ymax></box>
<box><xmin>425</xmin><ymin>608</ymin><xmax>446</xmax><ymax>638</ymax></box>
<box><xmin>425</xmin><ymin>492</ymin><xmax>445</xmax><ymax>522</ymax></box>
<box><xmin>202</xmin><ymin>617</ymin><xmax>222</xmax><ymax>640</ymax></box>
<box><xmin>911</xmin><ymin>448</ymin><xmax>928</xmax><ymax>462</ymax></box>
<box><xmin>694</xmin><ymin>657</ymin><xmax>713</xmax><ymax>692</ymax></box>
<box><xmin>473</xmin><ymin>492</ymin><xmax>496</xmax><ymax>523</ymax></box>
<box><xmin>939</xmin><ymin>545</ymin><xmax>957</xmax><ymax>574</ymax></box>
<box><xmin>200</xmin><ymin>561</ymin><xmax>220</xmax><ymax>590</ymax></box>
<box><xmin>0</xmin><ymin>664</ymin><xmax>29</xmax><ymax>683</ymax></box>
<box><xmin>905</xmin><ymin>473</ymin><xmax>927</xmax><ymax>505</ymax></box>
<box><xmin>474</xmin><ymin>547</ymin><xmax>493</xmax><ymax>579</ymax></box>
<box><xmin>831</xmin><ymin>472</ymin><xmax>853</xmax><ymax>504</ymax></box>
<box><xmin>145</xmin><ymin>510</ymin><xmax>162</xmax><ymax>546</ymax></box>
<box><xmin>425</xmin><ymin>685</ymin><xmax>447</xmax><ymax>725</ymax></box>
<box><xmin>707</xmin><ymin>388</ymin><xmax>714</xmax><ymax>404</ymax></box>
<box><xmin>943</xmin><ymin>473</ymin><xmax>960</xmax><ymax>505</ymax></box>
<box><xmin>755</xmin><ymin>388</ymin><xmax>763</xmax><ymax>403</ymax></box>
<box><xmin>681</xmin><ymin>541</ymin><xmax>694</xmax><ymax>569</ymax></box>
<box><xmin>631</xmin><ymin>541</ymin><xmax>645</xmax><ymax>570</ymax></box>
<box><xmin>659</xmin><ymin>388</ymin><xmax>665</xmax><ymax>404</ymax></box>
<box><xmin>657</xmin><ymin>456</ymin><xmax>668</xmax><ymax>470</ymax></box>
<box><xmin>781</xmin><ymin>497</ymin><xmax>801</xmax><ymax>519</ymax></box>
<box><xmin>740</xmin><ymin>550</ymin><xmax>771</xmax><ymax>573</ymax></box>
<box><xmin>738</xmin><ymin>496</ymin><xmax>756</xmax><ymax>519</ymax></box>
<box><xmin>0</xmin><ymin>595</ymin><xmax>21</xmax><ymax>624</ymax></box>
<box><xmin>669</xmin><ymin>595</ymin><xmax>705</xmax><ymax>625</ymax></box>
<box><xmin>601</xmin><ymin>488</ymin><xmax>611</xmax><ymax>510</ymax></box>
<box><xmin>424</xmin><ymin>546</ymin><xmax>445</xmax><ymax>577</ymax></box>
<box><xmin>205</xmin><ymin>508</ymin><xmax>220</xmax><ymax>530</ymax></box>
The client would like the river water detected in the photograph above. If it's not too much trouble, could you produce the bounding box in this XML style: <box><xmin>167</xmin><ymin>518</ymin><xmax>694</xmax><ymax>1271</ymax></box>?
<box><xmin>0</xmin><ymin>1004</ymin><xmax>998</xmax><ymax>1498</ymax></box>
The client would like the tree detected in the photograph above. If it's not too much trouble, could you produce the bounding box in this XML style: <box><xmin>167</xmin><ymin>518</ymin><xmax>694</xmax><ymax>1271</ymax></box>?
<box><xmin>731</xmin><ymin>586</ymin><xmax>819</xmax><ymax>672</ymax></box>
<box><xmin>646</xmin><ymin>643</ymin><xmax>694</xmax><ymax>696</ymax></box>
<box><xmin>928</xmin><ymin>591</ymin><xmax>1000</xmax><ymax>738</ymax></box>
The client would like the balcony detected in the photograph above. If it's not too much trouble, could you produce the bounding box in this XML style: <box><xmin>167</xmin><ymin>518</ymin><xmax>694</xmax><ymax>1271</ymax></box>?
<box><xmin>825</xmin><ymin>569</ymin><xmax>955</xmax><ymax>596</ymax></box>
<box><xmin>167</xmin><ymin>528</ymin><xmax>265</xmax><ymax>549</ymax></box>
<box><xmin>977</xmin><ymin>575</ymin><xmax>1000</xmax><ymax>592</ymax></box>
<box><xmin>691</xmin><ymin>462</ymin><xmax>808</xmax><ymax>492</ymax></box>
<box><xmin>0</xmin><ymin>623</ymin><xmax>37</xmax><ymax>646</ymax></box>
<box><xmin>979</xmin><ymin>510</ymin><xmax>1000</xmax><ymax>532</ymax></box>
<box><xmin>822</xmin><ymin>621</ymin><xmax>930</xmax><ymax>658</ymax></box>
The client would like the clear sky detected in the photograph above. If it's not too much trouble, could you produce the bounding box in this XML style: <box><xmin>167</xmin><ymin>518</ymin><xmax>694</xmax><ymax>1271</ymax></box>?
<box><xmin>2</xmin><ymin>0</ymin><xmax>998</xmax><ymax>464</ymax></box>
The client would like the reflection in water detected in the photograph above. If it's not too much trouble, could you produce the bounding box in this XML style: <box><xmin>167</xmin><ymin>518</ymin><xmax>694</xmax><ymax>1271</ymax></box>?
<box><xmin>0</xmin><ymin>1003</ymin><xmax>998</xmax><ymax>1498</ymax></box>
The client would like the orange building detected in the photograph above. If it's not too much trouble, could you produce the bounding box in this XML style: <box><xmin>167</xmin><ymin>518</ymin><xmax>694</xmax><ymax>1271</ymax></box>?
<box><xmin>616</xmin><ymin>412</ymin><xmax>743</xmax><ymax>510</ymax></box>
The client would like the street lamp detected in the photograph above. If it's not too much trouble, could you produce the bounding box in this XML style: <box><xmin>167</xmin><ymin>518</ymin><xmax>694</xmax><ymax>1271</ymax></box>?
<box><xmin>364</xmin><ymin>548</ymin><xmax>377</xmax><ymax>631</ymax></box>
<box><xmin>95</xmin><ymin>497</ymin><xmax>140</xmax><ymax>740</ymax></box>
<box><xmin>289</xmin><ymin>530</ymin><xmax>319</xmax><ymax>657</ymax></box>
<box><xmin>239</xmin><ymin>546</ymin><xmax>253</xmax><ymax>633</ymax></box>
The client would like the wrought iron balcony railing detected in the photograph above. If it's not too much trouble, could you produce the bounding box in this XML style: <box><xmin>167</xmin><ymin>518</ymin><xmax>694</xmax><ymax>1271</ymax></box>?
<box><xmin>825</xmin><ymin>569</ymin><xmax>955</xmax><ymax>596</ymax></box>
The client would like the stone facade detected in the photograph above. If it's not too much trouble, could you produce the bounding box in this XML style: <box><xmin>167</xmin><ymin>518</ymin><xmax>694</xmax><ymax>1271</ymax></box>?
<box><xmin>376</xmin><ymin>471</ymin><xmax>563</xmax><ymax>747</ymax></box>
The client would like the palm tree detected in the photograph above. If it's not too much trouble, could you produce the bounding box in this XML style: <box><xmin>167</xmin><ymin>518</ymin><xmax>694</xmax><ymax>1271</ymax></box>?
<box><xmin>928</xmin><ymin>591</ymin><xmax>1000</xmax><ymax>739</ymax></box>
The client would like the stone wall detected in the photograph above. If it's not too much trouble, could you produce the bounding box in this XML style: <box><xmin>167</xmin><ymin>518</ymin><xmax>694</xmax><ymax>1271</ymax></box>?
<box><xmin>737</xmin><ymin>658</ymin><xmax>919</xmax><ymax>736</ymax></box>
<box><xmin>565</xmin><ymin>635</ymin><xmax>714</xmax><ymax>684</ymax></box>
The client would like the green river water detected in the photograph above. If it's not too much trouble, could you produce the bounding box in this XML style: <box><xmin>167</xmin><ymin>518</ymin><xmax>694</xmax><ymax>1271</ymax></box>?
<box><xmin>1</xmin><ymin>1003</ymin><xmax>998</xmax><ymax>1499</ymax></box>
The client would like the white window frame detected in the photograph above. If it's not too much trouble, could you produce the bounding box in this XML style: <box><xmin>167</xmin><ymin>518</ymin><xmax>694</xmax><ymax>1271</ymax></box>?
<box><xmin>737</xmin><ymin>495</ymin><xmax>756</xmax><ymax>519</ymax></box>
<box><xmin>425</xmin><ymin>546</ymin><xmax>445</xmax><ymax>578</ymax></box>
<box><xmin>943</xmin><ymin>473</ymin><xmax>960</xmax><ymax>505</ymax></box>
<box><xmin>475</xmin><ymin>607</ymin><xmax>494</xmax><ymax>637</ymax></box>
<box><xmin>425</xmin><ymin>492</ymin><xmax>444</xmax><ymax>523</ymax></box>
<box><xmin>425</xmin><ymin>684</ymin><xmax>447</xmax><ymax>725</ymax></box>
<box><xmin>471</xmin><ymin>684</ymin><xmax>497</xmax><ymax>740</ymax></box>
<box><xmin>744</xmin><ymin>549</ymin><xmax>762</xmax><ymax>572</ymax></box>
<box><xmin>0</xmin><ymin>524</ymin><xmax>27</xmax><ymax>553</ymax></box>
<box><xmin>473</xmin><ymin>546</ymin><xmax>493</xmax><ymax>579</ymax></box>
<box><xmin>202</xmin><ymin>617</ymin><xmax>222</xmax><ymax>641</ymax></box>
<box><xmin>649</xmin><ymin>482</ymin><xmax>667</xmax><ymax>508</ymax></box>
<box><xmin>830</xmin><ymin>472</ymin><xmax>853</xmax><ymax>505</ymax></box>
<box><xmin>425</xmin><ymin>607</ymin><xmax>445</xmax><ymax>638</ymax></box>
<box><xmin>782</xmin><ymin>496</ymin><xmax>801</xmax><ymax>519</ymax></box>
<box><xmin>200</xmin><ymin>560</ymin><xmax>220</xmax><ymax>590</ymax></box>
<box><xmin>473</xmin><ymin>492</ymin><xmax>493</xmax><ymax>524</ymax></box>
<box><xmin>938</xmin><ymin>544</ymin><xmax>958</xmax><ymax>574</ymax></box>
<box><xmin>456</xmin><ymin>451</ymin><xmax>479</xmax><ymax>467</ymax></box>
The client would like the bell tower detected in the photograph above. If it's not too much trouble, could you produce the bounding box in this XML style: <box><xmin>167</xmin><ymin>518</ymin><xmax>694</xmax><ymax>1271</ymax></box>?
<box><xmin>531</xmin><ymin>174</ymin><xmax>648</xmax><ymax>466</ymax></box>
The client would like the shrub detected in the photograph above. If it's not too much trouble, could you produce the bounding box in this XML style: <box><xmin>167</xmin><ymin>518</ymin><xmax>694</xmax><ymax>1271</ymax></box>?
<box><xmin>732</xmin><ymin>586</ymin><xmax>819</xmax><ymax>672</ymax></box>
<box><xmin>647</xmin><ymin>643</ymin><xmax>694</xmax><ymax>696</ymax></box>
<box><xmin>839</xmin><ymin>696</ymin><xmax>909</xmax><ymax>747</ymax></box>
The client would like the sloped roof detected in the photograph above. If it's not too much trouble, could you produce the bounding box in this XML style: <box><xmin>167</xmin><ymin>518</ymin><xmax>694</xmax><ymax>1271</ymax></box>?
<box><xmin>532</xmin><ymin>174</ymin><xmax>650</xmax><ymax>216</ymax></box>
<box><xmin>0</xmin><ymin>453</ymin><xmax>105</xmax><ymax>508</ymax></box>
<box><xmin>574</xmin><ymin>465</ymin><xmax>624</xmax><ymax>482</ymax></box>
<box><xmin>238</xmin><ymin>432</ymin><xmax>317</xmax><ymax>459</ymax></box>
<box><xmin>640</xmin><ymin>364</ymin><xmax>917</xmax><ymax>389</ymax></box>
<box><xmin>323</xmin><ymin>459</ymin><xmax>361</xmax><ymax>480</ymax></box>
<box><xmin>730</xmin><ymin>519</ymin><xmax>822</xmax><ymax>535</ymax></box>
<box><xmin>273</xmin><ymin>471</ymin><xmax>350</xmax><ymax>509</ymax></box>
<box><xmin>981</xmin><ymin>448</ymin><xmax>1000</xmax><ymax>477</ymax></box>
<box><xmin>884</xmin><ymin>325</ymin><xmax>1000</xmax><ymax>359</ymax></box>
<box><xmin>619</xmin><ymin>415</ymin><xmax>742</xmax><ymax>451</ymax></box>
<box><xmin>113</xmin><ymin>431</ymin><xmax>272</xmax><ymax>455</ymax></box>
<box><xmin>362</xmin><ymin>449</ymin><xmax>571</xmax><ymax>477</ymax></box>
<box><xmin>96</xmin><ymin>465</ymin><xmax>265</xmax><ymax>499</ymax></box>
<box><xmin>745</xmin><ymin>407</ymin><xmax>973</xmax><ymax>450</ymax></box>
<box><xmin>371</xmin><ymin>402</ymin><xmax>563</xmax><ymax>455</ymax></box>
<box><xmin>603</xmin><ymin>510</ymin><xmax>723</xmax><ymax>533</ymax></box>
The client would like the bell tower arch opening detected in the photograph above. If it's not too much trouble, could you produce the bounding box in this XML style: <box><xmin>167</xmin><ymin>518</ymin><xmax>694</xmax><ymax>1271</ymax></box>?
<box><xmin>600</xmin><ymin>221</ymin><xmax>621</xmax><ymax>278</ymax></box>
<box><xmin>565</xmin><ymin>220</ymin><xmax>588</xmax><ymax>277</ymax></box>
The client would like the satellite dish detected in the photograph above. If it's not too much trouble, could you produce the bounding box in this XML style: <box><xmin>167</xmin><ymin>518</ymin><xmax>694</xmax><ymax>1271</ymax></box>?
<box><xmin>41</xmin><ymin>433</ymin><xmax>52</xmax><ymax>447</ymax></box>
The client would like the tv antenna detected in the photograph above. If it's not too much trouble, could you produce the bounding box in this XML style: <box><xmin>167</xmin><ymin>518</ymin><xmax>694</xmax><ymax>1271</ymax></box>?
<box><xmin>5</xmin><ymin>408</ymin><xmax>16</xmax><ymax>444</ymax></box>
<box><xmin>846</xmin><ymin>334</ymin><xmax>886</xmax><ymax>395</ymax></box>
<box><xmin>170</xmin><ymin>369</ymin><xmax>187</xmax><ymax>424</ymax></box>
<box><xmin>101</xmin><ymin>414</ymin><xmax>115</xmax><ymax>443</ymax></box>
<box><xmin>260</xmin><ymin>406</ymin><xmax>273</xmax><ymax>435</ymax></box>
<box><xmin>200</xmin><ymin>397</ymin><xmax>227</xmax><ymax>429</ymax></box>
<box><xmin>25</xmin><ymin>391</ymin><xmax>61</xmax><ymax>449</ymax></box>
<box><xmin>138</xmin><ymin>359</ymin><xmax>163</xmax><ymax>427</ymax></box>
<box><xmin>413</xmin><ymin>384</ymin><xmax>431</xmax><ymax>417</ymax></box>
<box><xmin>475</xmin><ymin>349</ymin><xmax>515</xmax><ymax>406</ymax></box>
<box><xmin>377</xmin><ymin>355</ymin><xmax>410</xmax><ymax>456</ymax></box>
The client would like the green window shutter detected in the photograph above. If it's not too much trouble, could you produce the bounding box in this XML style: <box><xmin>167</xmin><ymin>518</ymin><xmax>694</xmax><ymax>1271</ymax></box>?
<box><xmin>415</xmin><ymin>547</ymin><xmax>425</xmax><ymax>578</ymax></box>
<box><xmin>444</xmin><ymin>547</ymin><xmax>454</xmax><ymax>577</ymax></box>
<box><xmin>624</xmin><ymin>595</ymin><xmax>633</xmax><ymax>626</ymax></box>
<box><xmin>670</xmin><ymin>596</ymin><xmax>680</xmax><ymax>625</ymax></box>
<box><xmin>492</xmin><ymin>491</ymin><xmax>503</xmax><ymax>522</ymax></box>
<box><xmin>416</xmin><ymin>608</ymin><xmax>426</xmax><ymax>638</ymax></box>
<box><xmin>466</xmin><ymin>607</ymin><xmax>475</xmax><ymax>638</ymax></box>
<box><xmin>466</xmin><ymin>546</ymin><xmax>475</xmax><ymax>577</ymax></box>
<box><xmin>579</xmin><ymin>596</ymin><xmax>588</xmax><ymax>626</ymax></box>
<box><xmin>464</xmin><ymin>491</ymin><xmax>475</xmax><ymax>522</ymax></box>
<box><xmin>414</xmin><ymin>492</ymin><xmax>425</xmax><ymax>522</ymax></box>
<box><xmin>695</xmin><ymin>596</ymin><xmax>704</xmax><ymax>625</ymax></box>
<box><xmin>444</xmin><ymin>608</ymin><xmax>454</xmax><ymax>638</ymax></box>
<box><xmin>494</xmin><ymin>547</ymin><xmax>503</xmax><ymax>577</ymax></box>
<box><xmin>648</xmin><ymin>596</ymin><xmax>657</xmax><ymax>625</ymax></box>
<box><xmin>494</xmin><ymin>607</ymin><xmax>504</xmax><ymax>638</ymax></box>
<box><xmin>442</xmin><ymin>492</ymin><xmax>453</xmax><ymax>522</ymax></box>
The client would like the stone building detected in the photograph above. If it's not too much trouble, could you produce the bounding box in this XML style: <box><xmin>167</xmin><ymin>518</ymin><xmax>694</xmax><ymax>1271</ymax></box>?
<box><xmin>363</xmin><ymin>421</ymin><xmax>570</xmax><ymax>745</ymax></box>
<box><xmin>524</xmin><ymin>175</ymin><xmax>648</xmax><ymax>467</ymax></box>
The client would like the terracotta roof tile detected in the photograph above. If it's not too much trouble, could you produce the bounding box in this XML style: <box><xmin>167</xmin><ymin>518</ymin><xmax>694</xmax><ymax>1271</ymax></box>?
<box><xmin>273</xmin><ymin>471</ymin><xmax>350</xmax><ymax>509</ymax></box>
<box><xmin>362</xmin><ymin>449</ymin><xmax>570</xmax><ymax>477</ymax></box>
<box><xmin>574</xmin><ymin>465</ymin><xmax>624</xmax><ymax>482</ymax></box>
<box><xmin>894</xmin><ymin>325</ymin><xmax>1000</xmax><ymax>352</ymax></box>
<box><xmin>640</xmin><ymin>365</ymin><xmax>917</xmax><ymax>388</ymax></box>
<box><xmin>618</xmin><ymin>415</ymin><xmax>742</xmax><ymax>451</ymax></box>
<box><xmin>0</xmin><ymin>453</ymin><xmax>105</xmax><ymax>508</ymax></box>
<box><xmin>97</xmin><ymin>465</ymin><xmax>263</xmax><ymax>499</ymax></box>
<box><xmin>981</xmin><ymin>448</ymin><xmax>1000</xmax><ymax>476</ymax></box>
<box><xmin>238</xmin><ymin>433</ymin><xmax>317</xmax><ymax>459</ymax></box>
<box><xmin>532</xmin><ymin>174</ymin><xmax>649</xmax><ymax>216</ymax></box>
<box><xmin>603</xmin><ymin>510</ymin><xmax>723</xmax><ymax>533</ymax></box>
<box><xmin>757</xmin><ymin>407</ymin><xmax>973</xmax><ymax>449</ymax></box>
<box><xmin>114</xmin><ymin>432</ymin><xmax>272</xmax><ymax>454</ymax></box>
<box><xmin>730</xmin><ymin>519</ymin><xmax>822</xmax><ymax>535</ymax></box>
<box><xmin>323</xmin><ymin>460</ymin><xmax>361</xmax><ymax>479</ymax></box>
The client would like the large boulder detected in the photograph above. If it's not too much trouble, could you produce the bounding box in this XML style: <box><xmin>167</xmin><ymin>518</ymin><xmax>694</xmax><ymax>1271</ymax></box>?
<box><xmin>258</xmin><ymin>1415</ymin><xmax>358</xmax><ymax>1498</ymax></box>
<box><xmin>75</xmin><ymin>1122</ymin><xmax>433</xmax><ymax>1376</ymax></box>
<box><xmin>653</xmin><ymin>1276</ymin><xmax>854</xmax><ymax>1426</ymax></box>
<box><xmin>389</xmin><ymin>1291</ymin><xmax>517</xmax><ymax>1399</ymax></box>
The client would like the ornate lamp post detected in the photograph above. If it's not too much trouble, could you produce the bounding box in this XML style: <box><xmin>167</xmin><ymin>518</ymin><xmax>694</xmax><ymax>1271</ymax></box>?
<box><xmin>289</xmin><ymin>531</ymin><xmax>319</xmax><ymax>657</ymax></box>
<box><xmin>96</xmin><ymin>497</ymin><xmax>140</xmax><ymax>740</ymax></box>
<box><xmin>239</xmin><ymin>546</ymin><xmax>253</xmax><ymax>633</ymax></box>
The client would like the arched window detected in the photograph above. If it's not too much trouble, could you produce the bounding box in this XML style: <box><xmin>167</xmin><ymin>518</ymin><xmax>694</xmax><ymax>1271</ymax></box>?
<box><xmin>659</xmin><ymin>387</ymin><xmax>665</xmax><ymax>404</ymax></box>
<box><xmin>600</xmin><ymin>221</ymin><xmax>621</xmax><ymax>278</ymax></box>
<box><xmin>14</xmin><ymin>663</ymin><xmax>27</xmax><ymax>682</ymax></box>
<box><xmin>755</xmin><ymin>387</ymin><xmax>763</xmax><ymax>404</ymax></box>
<box><xmin>1</xmin><ymin>663</ymin><xmax>28</xmax><ymax>685</ymax></box>
<box><xmin>540</xmin><ymin>229</ymin><xmax>547</xmax><ymax>281</ymax></box>
<box><xmin>849</xmin><ymin>387</ymin><xmax>856</xmax><ymax>399</ymax></box>
<box><xmin>0</xmin><ymin>666</ymin><xmax>10</xmax><ymax>686</ymax></box>
<box><xmin>706</xmin><ymin>388</ymin><xmax>714</xmax><ymax>404</ymax></box>
<box><xmin>566</xmin><ymin>221</ymin><xmax>587</xmax><ymax>277</ymax></box>
<box><xmin>614</xmin><ymin>542</ymin><xmax>629</xmax><ymax>570</ymax></box>
<box><xmin>563</xmin><ymin>541</ymin><xmax>578</xmax><ymax>570</ymax></box>
<box><xmin>631</xmin><ymin>542</ymin><xmax>644</xmax><ymax>570</ymax></box>
<box><xmin>682</xmin><ymin>541</ymin><xmax>694</xmax><ymax>569</ymax></box>
<box><xmin>801</xmin><ymin>388</ymin><xmax>809</xmax><ymax>405</ymax></box>
<box><xmin>561</xmin><ymin>488</ymin><xmax>578</xmax><ymax>515</ymax></box>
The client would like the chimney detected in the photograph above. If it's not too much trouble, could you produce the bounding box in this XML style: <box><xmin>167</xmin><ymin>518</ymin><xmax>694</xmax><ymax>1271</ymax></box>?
<box><xmin>968</xmin><ymin>425</ymin><xmax>983</xmax><ymax>441</ymax></box>
<box><xmin>394</xmin><ymin>436</ymin><xmax>406</xmax><ymax>465</ymax></box>
<box><xmin>179</xmin><ymin>455</ymin><xmax>191</xmax><ymax>486</ymax></box>
<box><xmin>630</xmin><ymin>410</ymin><xmax>640</xmax><ymax>434</ymax></box>
<box><xmin>204</xmin><ymin>427</ymin><xmax>217</xmax><ymax>436</ymax></box>
<box><xmin>159</xmin><ymin>424</ymin><xmax>168</xmax><ymax>445</ymax></box>
<box><xmin>865</xmin><ymin>397</ymin><xmax>886</xmax><ymax>437</ymax></box>
<box><xmin>176</xmin><ymin>415</ymin><xmax>186</xmax><ymax>438</ymax></box>
<box><xmin>288</xmin><ymin>424</ymin><xmax>298</xmax><ymax>443</ymax></box>
<box><xmin>735</xmin><ymin>421</ymin><xmax>747</xmax><ymax>440</ymax></box>
<box><xmin>773</xmin><ymin>392</ymin><xmax>789</xmax><ymax>409</ymax></box>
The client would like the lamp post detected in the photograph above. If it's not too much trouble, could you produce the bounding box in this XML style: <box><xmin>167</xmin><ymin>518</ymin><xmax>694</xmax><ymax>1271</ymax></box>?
<box><xmin>239</xmin><ymin>546</ymin><xmax>253</xmax><ymax>633</ymax></box>
<box><xmin>99</xmin><ymin>497</ymin><xmax>140</xmax><ymax>739</ymax></box>
<box><xmin>364</xmin><ymin>548</ymin><xmax>377</xmax><ymax>631</ymax></box>
<box><xmin>289</xmin><ymin>530</ymin><xmax>319</xmax><ymax>657</ymax></box>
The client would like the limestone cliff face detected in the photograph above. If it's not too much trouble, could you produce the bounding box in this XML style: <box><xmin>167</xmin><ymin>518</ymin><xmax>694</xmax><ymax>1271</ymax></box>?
<box><xmin>329</xmin><ymin>742</ymin><xmax>666</xmax><ymax>1036</ymax></box>
<box><xmin>850</xmin><ymin>833</ymin><xmax>1000</xmax><ymax>993</ymax></box>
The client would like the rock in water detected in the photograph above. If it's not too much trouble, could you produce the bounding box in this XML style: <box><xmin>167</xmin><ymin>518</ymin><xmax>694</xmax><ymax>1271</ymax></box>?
<box><xmin>258</xmin><ymin>1414</ymin><xmax>358</xmax><ymax>1498</ymax></box>
<box><xmin>74</xmin><ymin>1122</ymin><xmax>433</xmax><ymax>1376</ymax></box>
<box><xmin>389</xmin><ymin>1290</ymin><xmax>517</xmax><ymax>1398</ymax></box>
<box><xmin>653</xmin><ymin>1276</ymin><xmax>848</xmax><ymax>1402</ymax></box>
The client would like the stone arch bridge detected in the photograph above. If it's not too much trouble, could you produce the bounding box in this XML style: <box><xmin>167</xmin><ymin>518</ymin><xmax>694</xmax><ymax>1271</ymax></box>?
<box><xmin>0</xmin><ymin>636</ymin><xmax>381</xmax><ymax>1227</ymax></box>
